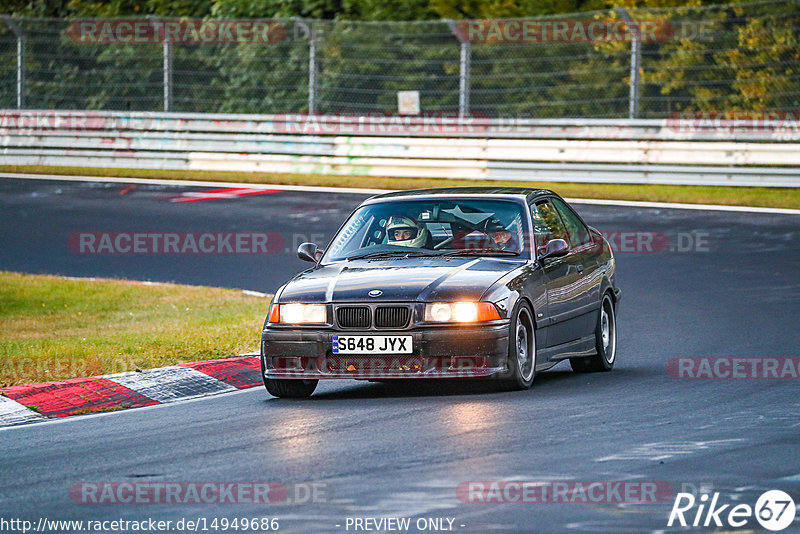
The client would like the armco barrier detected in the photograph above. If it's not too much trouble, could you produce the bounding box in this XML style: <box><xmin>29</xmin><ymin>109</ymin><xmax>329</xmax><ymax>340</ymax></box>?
<box><xmin>1</xmin><ymin>110</ymin><xmax>799</xmax><ymax>187</ymax></box>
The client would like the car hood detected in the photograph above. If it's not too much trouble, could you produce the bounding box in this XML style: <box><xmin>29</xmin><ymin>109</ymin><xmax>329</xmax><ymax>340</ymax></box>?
<box><xmin>277</xmin><ymin>257</ymin><xmax>523</xmax><ymax>303</ymax></box>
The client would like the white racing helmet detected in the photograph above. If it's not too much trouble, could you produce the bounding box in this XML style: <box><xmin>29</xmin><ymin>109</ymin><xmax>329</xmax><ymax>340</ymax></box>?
<box><xmin>386</xmin><ymin>215</ymin><xmax>428</xmax><ymax>248</ymax></box>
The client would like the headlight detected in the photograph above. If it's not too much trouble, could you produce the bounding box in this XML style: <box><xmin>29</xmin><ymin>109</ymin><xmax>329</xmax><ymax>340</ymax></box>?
<box><xmin>269</xmin><ymin>303</ymin><xmax>327</xmax><ymax>324</ymax></box>
<box><xmin>424</xmin><ymin>302</ymin><xmax>500</xmax><ymax>323</ymax></box>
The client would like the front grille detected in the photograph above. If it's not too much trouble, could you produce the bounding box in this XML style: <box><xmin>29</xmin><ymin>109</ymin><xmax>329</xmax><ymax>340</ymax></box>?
<box><xmin>337</xmin><ymin>306</ymin><xmax>371</xmax><ymax>328</ymax></box>
<box><xmin>375</xmin><ymin>306</ymin><xmax>410</xmax><ymax>328</ymax></box>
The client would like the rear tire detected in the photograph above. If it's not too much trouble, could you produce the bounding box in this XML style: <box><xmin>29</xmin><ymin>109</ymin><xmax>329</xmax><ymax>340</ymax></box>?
<box><xmin>500</xmin><ymin>301</ymin><xmax>536</xmax><ymax>390</ymax></box>
<box><xmin>570</xmin><ymin>292</ymin><xmax>616</xmax><ymax>373</ymax></box>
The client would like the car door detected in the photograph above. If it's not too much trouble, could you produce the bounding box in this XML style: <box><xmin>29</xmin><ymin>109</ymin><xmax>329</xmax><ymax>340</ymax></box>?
<box><xmin>550</xmin><ymin>197</ymin><xmax>601</xmax><ymax>340</ymax></box>
<box><xmin>529</xmin><ymin>198</ymin><xmax>587</xmax><ymax>348</ymax></box>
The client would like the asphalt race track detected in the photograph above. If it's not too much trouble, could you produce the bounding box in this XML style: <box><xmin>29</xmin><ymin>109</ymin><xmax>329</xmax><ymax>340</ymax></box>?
<box><xmin>1</xmin><ymin>176</ymin><xmax>799</xmax><ymax>533</ymax></box>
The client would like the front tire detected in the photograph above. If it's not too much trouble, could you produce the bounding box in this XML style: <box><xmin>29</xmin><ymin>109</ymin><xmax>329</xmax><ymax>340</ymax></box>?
<box><xmin>261</xmin><ymin>356</ymin><xmax>318</xmax><ymax>398</ymax></box>
<box><xmin>501</xmin><ymin>301</ymin><xmax>536</xmax><ymax>390</ymax></box>
<box><xmin>264</xmin><ymin>378</ymin><xmax>318</xmax><ymax>398</ymax></box>
<box><xmin>570</xmin><ymin>292</ymin><xmax>616</xmax><ymax>373</ymax></box>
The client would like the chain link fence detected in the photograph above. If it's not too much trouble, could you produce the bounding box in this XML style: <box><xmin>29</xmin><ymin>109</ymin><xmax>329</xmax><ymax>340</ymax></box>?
<box><xmin>1</xmin><ymin>0</ymin><xmax>798</xmax><ymax>118</ymax></box>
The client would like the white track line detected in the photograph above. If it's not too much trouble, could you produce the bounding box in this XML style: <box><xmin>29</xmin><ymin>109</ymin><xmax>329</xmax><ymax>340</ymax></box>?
<box><xmin>0</xmin><ymin>172</ymin><xmax>390</xmax><ymax>195</ymax></box>
<box><xmin>564</xmin><ymin>196</ymin><xmax>800</xmax><ymax>215</ymax></box>
<box><xmin>2</xmin><ymin>172</ymin><xmax>799</xmax><ymax>215</ymax></box>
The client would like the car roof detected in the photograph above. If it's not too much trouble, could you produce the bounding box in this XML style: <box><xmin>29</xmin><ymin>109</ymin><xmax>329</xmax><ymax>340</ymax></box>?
<box><xmin>367</xmin><ymin>186</ymin><xmax>556</xmax><ymax>202</ymax></box>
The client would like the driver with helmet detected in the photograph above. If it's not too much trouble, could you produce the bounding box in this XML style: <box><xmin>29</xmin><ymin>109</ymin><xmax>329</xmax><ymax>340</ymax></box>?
<box><xmin>386</xmin><ymin>215</ymin><xmax>430</xmax><ymax>248</ymax></box>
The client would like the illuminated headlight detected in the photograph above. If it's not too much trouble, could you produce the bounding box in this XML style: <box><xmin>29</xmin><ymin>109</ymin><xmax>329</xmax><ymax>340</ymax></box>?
<box><xmin>271</xmin><ymin>303</ymin><xmax>327</xmax><ymax>324</ymax></box>
<box><xmin>424</xmin><ymin>302</ymin><xmax>500</xmax><ymax>323</ymax></box>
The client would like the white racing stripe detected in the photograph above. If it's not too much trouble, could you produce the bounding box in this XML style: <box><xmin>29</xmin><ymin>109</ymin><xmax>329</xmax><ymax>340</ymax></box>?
<box><xmin>2</xmin><ymin>172</ymin><xmax>799</xmax><ymax>214</ymax></box>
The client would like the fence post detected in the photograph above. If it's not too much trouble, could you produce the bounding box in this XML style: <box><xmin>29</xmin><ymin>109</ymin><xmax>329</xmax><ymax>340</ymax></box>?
<box><xmin>446</xmin><ymin>20</ymin><xmax>471</xmax><ymax>119</ymax></box>
<box><xmin>147</xmin><ymin>16</ymin><xmax>172</xmax><ymax>112</ymax></box>
<box><xmin>163</xmin><ymin>39</ymin><xmax>172</xmax><ymax>112</ymax></box>
<box><xmin>459</xmin><ymin>41</ymin><xmax>471</xmax><ymax>119</ymax></box>
<box><xmin>292</xmin><ymin>18</ymin><xmax>316</xmax><ymax>114</ymax></box>
<box><xmin>308</xmin><ymin>21</ymin><xmax>318</xmax><ymax>114</ymax></box>
<box><xmin>616</xmin><ymin>8</ymin><xmax>641</xmax><ymax>119</ymax></box>
<box><xmin>2</xmin><ymin>16</ymin><xmax>25</xmax><ymax>109</ymax></box>
<box><xmin>309</xmin><ymin>25</ymin><xmax>318</xmax><ymax>114</ymax></box>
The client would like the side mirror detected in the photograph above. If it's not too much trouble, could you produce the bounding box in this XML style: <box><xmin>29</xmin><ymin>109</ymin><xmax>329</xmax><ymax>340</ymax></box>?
<box><xmin>297</xmin><ymin>242</ymin><xmax>323</xmax><ymax>263</ymax></box>
<box><xmin>538</xmin><ymin>238</ymin><xmax>569</xmax><ymax>261</ymax></box>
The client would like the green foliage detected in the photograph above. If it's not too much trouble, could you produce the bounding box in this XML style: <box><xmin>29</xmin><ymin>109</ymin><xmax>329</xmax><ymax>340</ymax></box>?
<box><xmin>1</xmin><ymin>1</ymin><xmax>798</xmax><ymax>117</ymax></box>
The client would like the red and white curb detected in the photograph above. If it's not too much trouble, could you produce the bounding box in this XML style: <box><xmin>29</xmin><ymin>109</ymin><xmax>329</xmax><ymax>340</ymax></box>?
<box><xmin>0</xmin><ymin>354</ymin><xmax>262</xmax><ymax>427</ymax></box>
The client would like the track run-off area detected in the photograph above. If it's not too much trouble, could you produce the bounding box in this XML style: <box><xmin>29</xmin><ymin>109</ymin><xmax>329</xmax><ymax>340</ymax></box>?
<box><xmin>0</xmin><ymin>174</ymin><xmax>799</xmax><ymax>533</ymax></box>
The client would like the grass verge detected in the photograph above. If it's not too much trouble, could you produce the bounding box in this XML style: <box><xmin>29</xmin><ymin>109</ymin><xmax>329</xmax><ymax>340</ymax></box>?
<box><xmin>1</xmin><ymin>165</ymin><xmax>798</xmax><ymax>209</ymax></box>
<box><xmin>0</xmin><ymin>272</ymin><xmax>269</xmax><ymax>387</ymax></box>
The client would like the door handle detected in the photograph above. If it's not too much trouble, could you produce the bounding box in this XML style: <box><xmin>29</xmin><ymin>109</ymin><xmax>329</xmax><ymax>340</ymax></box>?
<box><xmin>577</xmin><ymin>264</ymin><xmax>584</xmax><ymax>274</ymax></box>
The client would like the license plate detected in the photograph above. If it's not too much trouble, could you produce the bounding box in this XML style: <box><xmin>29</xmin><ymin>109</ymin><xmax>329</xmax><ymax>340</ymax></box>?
<box><xmin>332</xmin><ymin>335</ymin><xmax>412</xmax><ymax>354</ymax></box>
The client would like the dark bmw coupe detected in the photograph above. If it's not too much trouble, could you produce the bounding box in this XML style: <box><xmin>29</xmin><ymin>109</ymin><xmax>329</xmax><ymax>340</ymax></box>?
<box><xmin>261</xmin><ymin>187</ymin><xmax>620</xmax><ymax>398</ymax></box>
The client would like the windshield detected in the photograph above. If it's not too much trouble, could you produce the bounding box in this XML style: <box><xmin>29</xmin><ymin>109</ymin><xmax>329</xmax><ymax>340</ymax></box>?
<box><xmin>323</xmin><ymin>198</ymin><xmax>528</xmax><ymax>262</ymax></box>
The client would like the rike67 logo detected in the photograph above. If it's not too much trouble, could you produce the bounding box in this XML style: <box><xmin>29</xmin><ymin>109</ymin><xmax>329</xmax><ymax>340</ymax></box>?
<box><xmin>668</xmin><ymin>490</ymin><xmax>796</xmax><ymax>531</ymax></box>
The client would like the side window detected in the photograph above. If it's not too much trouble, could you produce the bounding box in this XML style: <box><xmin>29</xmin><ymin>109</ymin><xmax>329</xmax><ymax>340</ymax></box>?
<box><xmin>530</xmin><ymin>199</ymin><xmax>568</xmax><ymax>251</ymax></box>
<box><xmin>551</xmin><ymin>198</ymin><xmax>591</xmax><ymax>248</ymax></box>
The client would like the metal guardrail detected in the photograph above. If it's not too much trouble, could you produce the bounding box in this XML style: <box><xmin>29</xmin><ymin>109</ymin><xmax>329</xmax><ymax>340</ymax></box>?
<box><xmin>1</xmin><ymin>110</ymin><xmax>799</xmax><ymax>187</ymax></box>
<box><xmin>2</xmin><ymin>110</ymin><xmax>800</xmax><ymax>140</ymax></box>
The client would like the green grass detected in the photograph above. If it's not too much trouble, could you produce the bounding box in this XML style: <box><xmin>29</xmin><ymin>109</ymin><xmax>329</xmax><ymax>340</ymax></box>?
<box><xmin>1</xmin><ymin>165</ymin><xmax>799</xmax><ymax>209</ymax></box>
<box><xmin>0</xmin><ymin>272</ymin><xmax>270</xmax><ymax>387</ymax></box>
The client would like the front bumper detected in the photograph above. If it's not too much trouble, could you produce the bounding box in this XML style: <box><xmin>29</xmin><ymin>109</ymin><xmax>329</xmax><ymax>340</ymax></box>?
<box><xmin>261</xmin><ymin>324</ymin><xmax>510</xmax><ymax>380</ymax></box>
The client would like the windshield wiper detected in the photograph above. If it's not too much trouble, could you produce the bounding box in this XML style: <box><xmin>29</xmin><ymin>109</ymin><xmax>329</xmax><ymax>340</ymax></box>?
<box><xmin>346</xmin><ymin>250</ymin><xmax>440</xmax><ymax>261</ymax></box>
<box><xmin>440</xmin><ymin>249</ymin><xmax>520</xmax><ymax>257</ymax></box>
